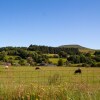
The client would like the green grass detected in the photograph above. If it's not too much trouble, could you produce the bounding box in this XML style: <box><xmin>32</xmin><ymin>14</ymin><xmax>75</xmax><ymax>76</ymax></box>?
<box><xmin>44</xmin><ymin>54</ymin><xmax>57</xmax><ymax>57</ymax></box>
<box><xmin>49</xmin><ymin>58</ymin><xmax>66</xmax><ymax>64</ymax></box>
<box><xmin>0</xmin><ymin>66</ymin><xmax>100</xmax><ymax>99</ymax></box>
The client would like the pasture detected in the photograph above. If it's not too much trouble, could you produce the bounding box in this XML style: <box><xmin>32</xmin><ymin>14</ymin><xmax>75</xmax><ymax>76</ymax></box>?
<box><xmin>49</xmin><ymin>58</ymin><xmax>66</xmax><ymax>64</ymax></box>
<box><xmin>0</xmin><ymin>66</ymin><xmax>100</xmax><ymax>100</ymax></box>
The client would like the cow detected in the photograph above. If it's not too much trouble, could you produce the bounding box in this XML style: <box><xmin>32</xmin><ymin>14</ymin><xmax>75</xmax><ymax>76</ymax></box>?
<box><xmin>35</xmin><ymin>67</ymin><xmax>40</xmax><ymax>70</ymax></box>
<box><xmin>74</xmin><ymin>68</ymin><xmax>82</xmax><ymax>74</ymax></box>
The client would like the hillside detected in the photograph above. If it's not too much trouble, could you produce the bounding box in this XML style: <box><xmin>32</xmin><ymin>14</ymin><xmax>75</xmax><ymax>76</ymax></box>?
<box><xmin>59</xmin><ymin>44</ymin><xmax>94</xmax><ymax>53</ymax></box>
<box><xmin>59</xmin><ymin>44</ymin><xmax>88</xmax><ymax>49</ymax></box>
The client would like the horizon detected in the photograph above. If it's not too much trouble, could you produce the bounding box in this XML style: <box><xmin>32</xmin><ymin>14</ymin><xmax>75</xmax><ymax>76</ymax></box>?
<box><xmin>0</xmin><ymin>44</ymin><xmax>99</xmax><ymax>50</ymax></box>
<box><xmin>0</xmin><ymin>0</ymin><xmax>100</xmax><ymax>49</ymax></box>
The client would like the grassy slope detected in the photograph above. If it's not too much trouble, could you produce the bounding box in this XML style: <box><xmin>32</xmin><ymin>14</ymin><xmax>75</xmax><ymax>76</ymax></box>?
<box><xmin>59</xmin><ymin>44</ymin><xmax>95</xmax><ymax>53</ymax></box>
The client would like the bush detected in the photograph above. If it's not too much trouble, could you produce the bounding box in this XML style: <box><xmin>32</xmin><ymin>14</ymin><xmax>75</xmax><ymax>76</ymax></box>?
<box><xmin>96</xmin><ymin>63</ymin><xmax>100</xmax><ymax>67</ymax></box>
<box><xmin>18</xmin><ymin>59</ymin><xmax>27</xmax><ymax>66</ymax></box>
<box><xmin>81</xmin><ymin>63</ymin><xmax>90</xmax><ymax>67</ymax></box>
<box><xmin>57</xmin><ymin>59</ymin><xmax>63</xmax><ymax>66</ymax></box>
<box><xmin>15</xmin><ymin>56</ymin><xmax>22</xmax><ymax>60</ymax></box>
<box><xmin>91</xmin><ymin>62</ymin><xmax>100</xmax><ymax>67</ymax></box>
<box><xmin>91</xmin><ymin>63</ymin><xmax>97</xmax><ymax>67</ymax></box>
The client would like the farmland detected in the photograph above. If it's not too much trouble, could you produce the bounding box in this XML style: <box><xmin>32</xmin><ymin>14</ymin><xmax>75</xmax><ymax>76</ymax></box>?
<box><xmin>0</xmin><ymin>66</ymin><xmax>100</xmax><ymax>100</ymax></box>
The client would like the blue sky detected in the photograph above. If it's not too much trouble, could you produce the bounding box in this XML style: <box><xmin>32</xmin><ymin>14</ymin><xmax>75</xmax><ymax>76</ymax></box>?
<box><xmin>0</xmin><ymin>0</ymin><xmax>100</xmax><ymax>49</ymax></box>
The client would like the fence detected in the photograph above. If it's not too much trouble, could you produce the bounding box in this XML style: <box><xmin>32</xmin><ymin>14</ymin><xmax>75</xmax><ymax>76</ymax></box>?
<box><xmin>0</xmin><ymin>67</ymin><xmax>100</xmax><ymax>99</ymax></box>
<box><xmin>0</xmin><ymin>68</ymin><xmax>100</xmax><ymax>85</ymax></box>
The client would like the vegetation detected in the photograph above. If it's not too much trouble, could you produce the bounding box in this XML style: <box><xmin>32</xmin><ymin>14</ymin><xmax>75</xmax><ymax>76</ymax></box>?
<box><xmin>57</xmin><ymin>59</ymin><xmax>64</xmax><ymax>66</ymax></box>
<box><xmin>0</xmin><ymin>66</ymin><xmax>100</xmax><ymax>99</ymax></box>
<box><xmin>0</xmin><ymin>44</ymin><xmax>99</xmax><ymax>99</ymax></box>
<box><xmin>0</xmin><ymin>44</ymin><xmax>99</xmax><ymax>67</ymax></box>
<box><xmin>49</xmin><ymin>58</ymin><xmax>66</xmax><ymax>65</ymax></box>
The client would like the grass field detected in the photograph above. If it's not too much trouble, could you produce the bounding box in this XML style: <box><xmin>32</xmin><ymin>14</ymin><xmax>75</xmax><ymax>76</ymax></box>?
<box><xmin>0</xmin><ymin>66</ymin><xmax>100</xmax><ymax>100</ymax></box>
<box><xmin>49</xmin><ymin>58</ymin><xmax>66</xmax><ymax>64</ymax></box>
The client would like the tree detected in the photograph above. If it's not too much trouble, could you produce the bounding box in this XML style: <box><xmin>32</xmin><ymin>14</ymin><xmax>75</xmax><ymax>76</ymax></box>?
<box><xmin>80</xmin><ymin>54</ymin><xmax>87</xmax><ymax>63</ymax></box>
<box><xmin>57</xmin><ymin>59</ymin><xmax>63</xmax><ymax>66</ymax></box>
<box><xmin>18</xmin><ymin>59</ymin><xmax>26</xmax><ymax>66</ymax></box>
<box><xmin>18</xmin><ymin>49</ymin><xmax>28</xmax><ymax>59</ymax></box>
<box><xmin>93</xmin><ymin>56</ymin><xmax>100</xmax><ymax>62</ymax></box>
<box><xmin>0</xmin><ymin>53</ymin><xmax>5</xmax><ymax>61</ymax></box>
<box><xmin>94</xmin><ymin>51</ymin><xmax>100</xmax><ymax>55</ymax></box>
<box><xmin>67</xmin><ymin>55</ymin><xmax>80</xmax><ymax>64</ymax></box>
<box><xmin>85</xmin><ymin>53</ymin><xmax>91</xmax><ymax>57</ymax></box>
<box><xmin>58</xmin><ymin>51</ymin><xmax>67</xmax><ymax>58</ymax></box>
<box><xmin>27</xmin><ymin>57</ymin><xmax>36</xmax><ymax>66</ymax></box>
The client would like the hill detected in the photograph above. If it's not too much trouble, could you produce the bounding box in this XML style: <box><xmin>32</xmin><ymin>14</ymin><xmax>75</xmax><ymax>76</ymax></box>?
<box><xmin>59</xmin><ymin>44</ymin><xmax>94</xmax><ymax>53</ymax></box>
<box><xmin>59</xmin><ymin>44</ymin><xmax>88</xmax><ymax>49</ymax></box>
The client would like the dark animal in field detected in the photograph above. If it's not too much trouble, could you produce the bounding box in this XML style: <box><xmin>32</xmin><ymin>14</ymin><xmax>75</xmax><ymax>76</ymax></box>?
<box><xmin>35</xmin><ymin>67</ymin><xmax>40</xmax><ymax>70</ymax></box>
<box><xmin>74</xmin><ymin>68</ymin><xmax>82</xmax><ymax>74</ymax></box>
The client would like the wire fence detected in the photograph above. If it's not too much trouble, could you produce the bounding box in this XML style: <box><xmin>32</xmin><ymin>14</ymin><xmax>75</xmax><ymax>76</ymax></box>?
<box><xmin>0</xmin><ymin>68</ymin><xmax>100</xmax><ymax>99</ymax></box>
<box><xmin>0</xmin><ymin>69</ymin><xmax>100</xmax><ymax>86</ymax></box>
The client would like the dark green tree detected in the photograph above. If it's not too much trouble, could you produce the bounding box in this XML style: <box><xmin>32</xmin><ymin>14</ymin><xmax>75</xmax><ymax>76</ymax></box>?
<box><xmin>57</xmin><ymin>59</ymin><xmax>63</xmax><ymax>66</ymax></box>
<box><xmin>58</xmin><ymin>51</ymin><xmax>67</xmax><ymax>58</ymax></box>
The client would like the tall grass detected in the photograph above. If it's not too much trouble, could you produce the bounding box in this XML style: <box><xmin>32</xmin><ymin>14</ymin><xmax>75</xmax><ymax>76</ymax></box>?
<box><xmin>0</xmin><ymin>82</ymin><xmax>100</xmax><ymax>100</ymax></box>
<box><xmin>0</xmin><ymin>66</ymin><xmax>100</xmax><ymax>99</ymax></box>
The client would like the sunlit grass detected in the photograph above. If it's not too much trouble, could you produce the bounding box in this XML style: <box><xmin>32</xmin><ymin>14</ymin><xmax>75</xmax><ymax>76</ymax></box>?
<box><xmin>0</xmin><ymin>66</ymin><xmax>100</xmax><ymax>99</ymax></box>
<box><xmin>49</xmin><ymin>58</ymin><xmax>66</xmax><ymax>64</ymax></box>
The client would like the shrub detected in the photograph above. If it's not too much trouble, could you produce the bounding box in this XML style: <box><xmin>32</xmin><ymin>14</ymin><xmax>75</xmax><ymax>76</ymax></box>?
<box><xmin>57</xmin><ymin>59</ymin><xmax>63</xmax><ymax>66</ymax></box>
<box><xmin>81</xmin><ymin>63</ymin><xmax>90</xmax><ymax>67</ymax></box>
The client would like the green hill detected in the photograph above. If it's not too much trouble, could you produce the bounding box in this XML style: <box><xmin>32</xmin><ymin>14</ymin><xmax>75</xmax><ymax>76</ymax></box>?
<box><xmin>59</xmin><ymin>44</ymin><xmax>88</xmax><ymax>49</ymax></box>
<box><xmin>59</xmin><ymin>44</ymin><xmax>94</xmax><ymax>53</ymax></box>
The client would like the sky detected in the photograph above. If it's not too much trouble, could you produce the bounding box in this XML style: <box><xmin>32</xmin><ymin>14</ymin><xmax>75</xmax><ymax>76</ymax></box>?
<box><xmin>0</xmin><ymin>0</ymin><xmax>100</xmax><ymax>49</ymax></box>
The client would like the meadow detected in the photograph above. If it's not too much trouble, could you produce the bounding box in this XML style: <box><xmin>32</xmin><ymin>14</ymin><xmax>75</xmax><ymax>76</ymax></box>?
<box><xmin>49</xmin><ymin>58</ymin><xmax>66</xmax><ymax>64</ymax></box>
<box><xmin>0</xmin><ymin>66</ymin><xmax>100</xmax><ymax>100</ymax></box>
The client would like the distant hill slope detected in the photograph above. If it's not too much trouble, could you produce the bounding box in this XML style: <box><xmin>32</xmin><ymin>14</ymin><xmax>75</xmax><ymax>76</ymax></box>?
<box><xmin>59</xmin><ymin>44</ymin><xmax>89</xmax><ymax>49</ymax></box>
<box><xmin>59</xmin><ymin>44</ymin><xmax>94</xmax><ymax>53</ymax></box>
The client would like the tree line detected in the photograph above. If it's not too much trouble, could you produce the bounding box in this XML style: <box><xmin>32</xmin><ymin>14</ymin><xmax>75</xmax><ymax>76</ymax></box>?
<box><xmin>0</xmin><ymin>45</ymin><xmax>100</xmax><ymax>67</ymax></box>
